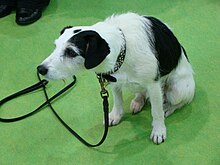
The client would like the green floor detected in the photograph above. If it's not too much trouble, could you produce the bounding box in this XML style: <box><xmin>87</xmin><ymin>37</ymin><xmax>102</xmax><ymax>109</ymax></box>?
<box><xmin>1</xmin><ymin>0</ymin><xmax>220</xmax><ymax>164</ymax></box>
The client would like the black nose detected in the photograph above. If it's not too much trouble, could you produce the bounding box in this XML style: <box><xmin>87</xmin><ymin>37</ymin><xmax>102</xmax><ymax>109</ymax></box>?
<box><xmin>37</xmin><ymin>65</ymin><xmax>48</xmax><ymax>75</ymax></box>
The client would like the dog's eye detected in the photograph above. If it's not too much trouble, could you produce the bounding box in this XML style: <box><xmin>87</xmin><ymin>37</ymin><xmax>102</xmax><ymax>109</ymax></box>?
<box><xmin>64</xmin><ymin>48</ymin><xmax>78</xmax><ymax>58</ymax></box>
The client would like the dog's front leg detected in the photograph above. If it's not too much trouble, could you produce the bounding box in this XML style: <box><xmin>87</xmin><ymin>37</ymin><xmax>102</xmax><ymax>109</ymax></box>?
<box><xmin>108</xmin><ymin>84</ymin><xmax>124</xmax><ymax>126</ymax></box>
<box><xmin>147</xmin><ymin>82</ymin><xmax>166</xmax><ymax>144</ymax></box>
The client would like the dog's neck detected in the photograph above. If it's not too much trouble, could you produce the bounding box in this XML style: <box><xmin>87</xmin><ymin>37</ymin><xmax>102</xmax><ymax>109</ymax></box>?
<box><xmin>96</xmin><ymin>29</ymin><xmax>126</xmax><ymax>82</ymax></box>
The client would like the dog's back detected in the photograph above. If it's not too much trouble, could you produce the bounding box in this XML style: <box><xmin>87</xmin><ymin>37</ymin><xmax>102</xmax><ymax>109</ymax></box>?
<box><xmin>105</xmin><ymin>13</ymin><xmax>187</xmax><ymax>77</ymax></box>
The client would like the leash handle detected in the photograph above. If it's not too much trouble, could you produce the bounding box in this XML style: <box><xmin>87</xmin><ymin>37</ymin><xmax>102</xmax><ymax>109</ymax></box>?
<box><xmin>0</xmin><ymin>79</ymin><xmax>49</xmax><ymax>122</ymax></box>
<box><xmin>0</xmin><ymin>72</ymin><xmax>109</xmax><ymax>147</ymax></box>
<box><xmin>0</xmin><ymin>80</ymin><xmax>48</xmax><ymax>106</ymax></box>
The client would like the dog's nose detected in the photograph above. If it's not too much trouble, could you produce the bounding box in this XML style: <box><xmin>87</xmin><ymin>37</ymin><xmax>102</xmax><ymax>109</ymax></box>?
<box><xmin>37</xmin><ymin>65</ymin><xmax>48</xmax><ymax>75</ymax></box>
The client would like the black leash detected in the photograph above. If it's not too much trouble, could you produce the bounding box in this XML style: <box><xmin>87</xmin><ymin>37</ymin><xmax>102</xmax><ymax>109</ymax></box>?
<box><xmin>0</xmin><ymin>72</ymin><xmax>109</xmax><ymax>147</ymax></box>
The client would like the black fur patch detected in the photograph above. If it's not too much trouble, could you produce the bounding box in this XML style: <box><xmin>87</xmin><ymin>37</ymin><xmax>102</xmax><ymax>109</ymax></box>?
<box><xmin>145</xmin><ymin>16</ymin><xmax>182</xmax><ymax>77</ymax></box>
<box><xmin>73</xmin><ymin>29</ymin><xmax>82</xmax><ymax>33</ymax></box>
<box><xmin>60</xmin><ymin>26</ymin><xmax>73</xmax><ymax>35</ymax></box>
<box><xmin>68</xmin><ymin>32</ymin><xmax>87</xmax><ymax>58</ymax></box>
<box><xmin>68</xmin><ymin>30</ymin><xmax>110</xmax><ymax>69</ymax></box>
<box><xmin>64</xmin><ymin>47</ymin><xmax>78</xmax><ymax>58</ymax></box>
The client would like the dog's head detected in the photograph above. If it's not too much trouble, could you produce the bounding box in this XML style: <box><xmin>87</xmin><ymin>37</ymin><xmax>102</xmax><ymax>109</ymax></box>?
<box><xmin>37</xmin><ymin>26</ymin><xmax>110</xmax><ymax>80</ymax></box>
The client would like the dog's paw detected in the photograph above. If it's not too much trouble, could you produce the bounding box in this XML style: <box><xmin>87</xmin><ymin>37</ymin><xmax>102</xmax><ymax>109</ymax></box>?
<box><xmin>130</xmin><ymin>99</ymin><xmax>145</xmax><ymax>114</ymax></box>
<box><xmin>104</xmin><ymin>110</ymin><xmax>123</xmax><ymax>126</ymax></box>
<box><xmin>150</xmin><ymin>121</ymin><xmax>166</xmax><ymax>145</ymax></box>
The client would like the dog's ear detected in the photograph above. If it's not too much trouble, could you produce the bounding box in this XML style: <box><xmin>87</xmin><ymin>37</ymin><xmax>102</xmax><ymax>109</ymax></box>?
<box><xmin>69</xmin><ymin>30</ymin><xmax>110</xmax><ymax>69</ymax></box>
<box><xmin>60</xmin><ymin>26</ymin><xmax>73</xmax><ymax>35</ymax></box>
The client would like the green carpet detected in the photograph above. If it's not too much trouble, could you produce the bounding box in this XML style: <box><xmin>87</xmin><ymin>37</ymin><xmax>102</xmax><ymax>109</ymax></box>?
<box><xmin>1</xmin><ymin>0</ymin><xmax>220</xmax><ymax>164</ymax></box>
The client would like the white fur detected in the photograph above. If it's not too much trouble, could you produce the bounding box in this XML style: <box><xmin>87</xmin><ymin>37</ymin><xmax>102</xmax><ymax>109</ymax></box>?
<box><xmin>39</xmin><ymin>13</ymin><xmax>195</xmax><ymax>144</ymax></box>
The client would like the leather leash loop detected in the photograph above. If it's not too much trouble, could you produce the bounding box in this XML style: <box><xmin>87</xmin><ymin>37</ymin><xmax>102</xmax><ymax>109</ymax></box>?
<box><xmin>0</xmin><ymin>72</ymin><xmax>109</xmax><ymax>147</ymax></box>
<box><xmin>0</xmin><ymin>79</ymin><xmax>48</xmax><ymax>106</ymax></box>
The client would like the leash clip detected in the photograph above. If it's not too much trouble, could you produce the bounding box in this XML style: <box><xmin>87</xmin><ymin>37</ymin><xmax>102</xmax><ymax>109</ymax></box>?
<box><xmin>97</xmin><ymin>75</ymin><xmax>109</xmax><ymax>98</ymax></box>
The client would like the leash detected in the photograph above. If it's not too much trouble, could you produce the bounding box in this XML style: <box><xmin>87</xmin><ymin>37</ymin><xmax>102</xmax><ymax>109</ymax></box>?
<box><xmin>0</xmin><ymin>72</ymin><xmax>109</xmax><ymax>147</ymax></box>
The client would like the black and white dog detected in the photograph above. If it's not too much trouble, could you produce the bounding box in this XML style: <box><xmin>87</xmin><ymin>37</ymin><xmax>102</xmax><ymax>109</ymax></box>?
<box><xmin>38</xmin><ymin>13</ymin><xmax>195</xmax><ymax>144</ymax></box>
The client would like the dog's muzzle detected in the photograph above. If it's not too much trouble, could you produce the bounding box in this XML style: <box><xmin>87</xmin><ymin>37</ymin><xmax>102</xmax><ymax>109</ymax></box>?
<box><xmin>37</xmin><ymin>65</ymin><xmax>48</xmax><ymax>76</ymax></box>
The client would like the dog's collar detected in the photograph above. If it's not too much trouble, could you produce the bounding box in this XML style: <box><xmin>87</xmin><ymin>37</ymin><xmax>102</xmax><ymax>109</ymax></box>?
<box><xmin>96</xmin><ymin>29</ymin><xmax>126</xmax><ymax>82</ymax></box>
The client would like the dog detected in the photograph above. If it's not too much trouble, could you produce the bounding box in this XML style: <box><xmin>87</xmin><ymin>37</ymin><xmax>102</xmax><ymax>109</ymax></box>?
<box><xmin>37</xmin><ymin>12</ymin><xmax>195</xmax><ymax>144</ymax></box>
